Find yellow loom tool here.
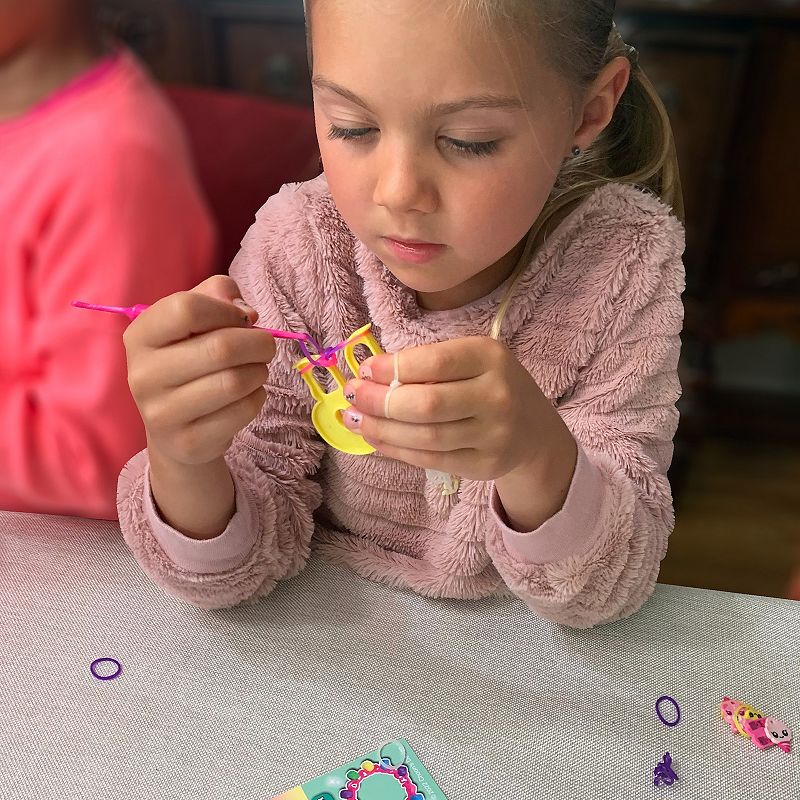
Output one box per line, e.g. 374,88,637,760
294,323,384,455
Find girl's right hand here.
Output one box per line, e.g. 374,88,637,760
124,275,277,467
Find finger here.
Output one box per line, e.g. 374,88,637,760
144,363,270,428
343,376,482,422
175,387,267,463
369,442,473,475
192,274,260,325
344,413,481,453
127,288,255,349
144,326,276,388
359,337,497,385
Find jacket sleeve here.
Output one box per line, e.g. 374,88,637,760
0,141,216,519
485,221,685,628
117,185,327,609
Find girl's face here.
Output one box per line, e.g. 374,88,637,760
311,0,577,311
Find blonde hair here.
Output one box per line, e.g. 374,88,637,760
305,0,684,340
477,0,684,339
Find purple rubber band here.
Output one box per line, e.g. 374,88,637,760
298,339,338,368
90,657,122,681
655,695,681,727
298,330,369,368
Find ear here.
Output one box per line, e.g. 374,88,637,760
571,56,631,154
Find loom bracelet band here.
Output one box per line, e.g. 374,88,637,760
298,331,370,376
90,657,122,681
656,695,681,727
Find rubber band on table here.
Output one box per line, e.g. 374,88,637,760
656,695,681,727
90,657,122,681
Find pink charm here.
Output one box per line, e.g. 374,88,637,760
720,697,738,732
734,703,764,738
744,717,793,753
764,718,793,754
744,717,773,750
722,698,746,735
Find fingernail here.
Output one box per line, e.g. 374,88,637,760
342,409,362,430
232,298,256,324
359,362,373,381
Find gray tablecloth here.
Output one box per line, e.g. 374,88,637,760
1,511,798,799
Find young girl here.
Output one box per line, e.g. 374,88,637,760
0,0,217,519
118,0,685,628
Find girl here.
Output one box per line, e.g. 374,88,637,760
0,0,217,518
118,0,685,628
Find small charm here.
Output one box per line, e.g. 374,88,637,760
425,469,460,496
733,703,763,738
653,752,678,787
764,718,793,753
720,697,792,754
745,717,793,753
720,697,762,736
720,697,739,733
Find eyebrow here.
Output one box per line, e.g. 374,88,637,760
311,76,525,116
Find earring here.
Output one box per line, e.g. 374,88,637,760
571,145,582,157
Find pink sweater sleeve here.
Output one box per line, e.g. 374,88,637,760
485,238,685,628
117,187,326,608
0,142,215,519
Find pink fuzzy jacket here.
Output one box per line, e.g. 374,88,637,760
117,174,685,628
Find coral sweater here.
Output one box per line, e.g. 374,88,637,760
0,50,216,519
118,175,685,628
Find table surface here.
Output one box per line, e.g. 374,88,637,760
1,511,798,799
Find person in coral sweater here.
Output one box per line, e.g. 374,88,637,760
0,0,217,518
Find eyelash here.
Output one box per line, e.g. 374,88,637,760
327,124,500,158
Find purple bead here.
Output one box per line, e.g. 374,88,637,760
397,766,408,777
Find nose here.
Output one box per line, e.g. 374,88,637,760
372,138,438,216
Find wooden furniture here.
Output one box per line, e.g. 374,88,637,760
97,0,310,102
790,569,800,601
99,0,800,442
615,1,800,444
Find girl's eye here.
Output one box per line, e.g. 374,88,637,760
327,125,499,158
327,124,375,141
442,137,500,157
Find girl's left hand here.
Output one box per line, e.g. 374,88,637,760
341,336,573,482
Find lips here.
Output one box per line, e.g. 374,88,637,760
389,235,438,244
382,236,446,265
